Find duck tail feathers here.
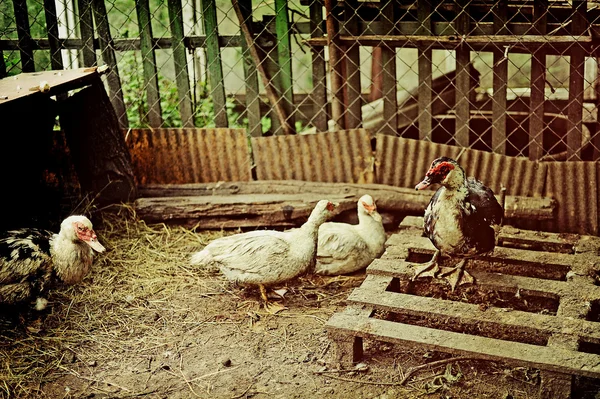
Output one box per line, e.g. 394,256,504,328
190,249,212,267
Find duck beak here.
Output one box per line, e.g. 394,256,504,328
415,176,432,190
86,233,106,253
361,201,377,214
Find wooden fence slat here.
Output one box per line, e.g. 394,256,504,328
380,0,398,135
342,0,362,129
492,0,508,155
454,0,470,147
78,0,97,67
91,0,127,128
238,0,261,137
43,0,63,70
136,0,163,128
417,0,432,141
168,0,195,128
309,0,328,132
12,0,34,72
567,0,587,161
529,0,548,161
325,0,345,131
200,0,227,128
275,0,295,132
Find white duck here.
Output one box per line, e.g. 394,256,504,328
190,200,337,309
315,194,386,275
0,215,106,310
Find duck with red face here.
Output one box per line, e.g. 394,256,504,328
413,157,503,291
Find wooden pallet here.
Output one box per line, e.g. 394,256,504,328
326,216,600,398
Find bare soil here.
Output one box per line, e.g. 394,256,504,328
1,210,599,399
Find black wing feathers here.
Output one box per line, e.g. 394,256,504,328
462,178,503,253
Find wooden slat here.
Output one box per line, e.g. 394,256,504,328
492,0,508,154
136,0,163,128
12,0,34,72
275,0,295,132
325,0,345,130
567,0,587,160
417,0,432,141
454,0,470,147
309,0,328,132
238,0,261,138
529,0,547,160
78,0,97,67
380,0,398,135
43,0,63,70
342,0,362,129
326,313,600,378
168,0,195,128
91,0,127,128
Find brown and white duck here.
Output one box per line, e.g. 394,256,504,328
413,157,503,291
190,200,337,310
315,195,386,275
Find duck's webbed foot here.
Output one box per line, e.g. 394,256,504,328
411,250,441,280
439,259,474,292
259,284,287,314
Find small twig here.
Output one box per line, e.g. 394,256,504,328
315,373,404,386
400,356,478,385
187,365,241,383
230,382,253,399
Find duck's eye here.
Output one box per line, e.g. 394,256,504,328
78,226,84,231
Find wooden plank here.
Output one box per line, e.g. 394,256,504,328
12,0,34,72
43,0,63,70
275,0,295,132
77,0,97,67
326,313,600,378
417,0,432,141
567,0,587,161
350,274,600,342
168,0,195,128
342,0,361,129
325,0,345,130
309,0,328,132
454,0,470,147
136,0,163,128
529,0,547,161
91,0,128,128
492,0,507,154
379,0,398,135
238,0,261,138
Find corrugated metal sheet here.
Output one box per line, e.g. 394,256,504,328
375,135,546,198
125,128,252,184
252,129,375,183
543,162,598,235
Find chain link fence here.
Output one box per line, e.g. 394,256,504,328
1,0,600,160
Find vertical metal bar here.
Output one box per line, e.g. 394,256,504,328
43,0,63,70
238,0,261,137
529,0,547,161
454,0,470,147
492,0,507,154
325,0,345,130
78,0,96,67
567,0,587,161
136,0,163,128
12,0,34,72
309,0,328,132
342,0,361,129
380,0,397,135
168,0,195,127
275,0,295,132
417,0,432,141
91,0,127,128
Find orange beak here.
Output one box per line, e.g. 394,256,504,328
361,201,376,213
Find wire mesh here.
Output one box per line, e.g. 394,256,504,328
1,0,600,160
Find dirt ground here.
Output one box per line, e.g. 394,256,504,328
1,209,599,399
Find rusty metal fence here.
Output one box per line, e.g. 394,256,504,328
2,1,600,161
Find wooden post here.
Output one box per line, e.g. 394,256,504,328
168,0,195,127
12,0,34,72
0,51,6,78
567,0,587,161
91,0,128,128
136,0,163,128
238,0,262,137
529,0,547,161
380,0,398,135
454,0,471,147
325,0,345,131
275,0,295,132
78,0,97,67
309,0,328,132
43,0,64,70
342,0,362,129
417,0,433,141
492,0,508,155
